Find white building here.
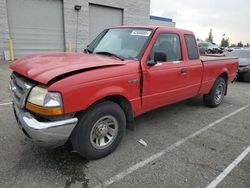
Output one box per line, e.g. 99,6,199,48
0,0,150,59
149,15,175,27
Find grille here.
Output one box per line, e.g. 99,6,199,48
9,73,33,108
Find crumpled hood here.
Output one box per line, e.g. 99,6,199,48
239,58,250,67
9,53,126,84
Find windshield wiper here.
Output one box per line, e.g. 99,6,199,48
95,51,124,61
84,48,92,54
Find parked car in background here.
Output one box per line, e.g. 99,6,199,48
198,42,209,54
225,49,250,82
224,47,234,52
197,41,223,54
207,43,223,54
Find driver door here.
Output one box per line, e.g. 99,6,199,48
142,32,189,111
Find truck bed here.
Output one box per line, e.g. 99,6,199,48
199,55,239,95
200,56,238,62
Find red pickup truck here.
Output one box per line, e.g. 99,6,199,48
9,26,238,159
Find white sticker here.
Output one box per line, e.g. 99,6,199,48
173,61,181,64
131,30,151,36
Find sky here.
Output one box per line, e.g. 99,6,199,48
150,0,250,45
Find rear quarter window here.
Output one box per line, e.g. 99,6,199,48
185,35,199,59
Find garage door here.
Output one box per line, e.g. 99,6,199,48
7,0,65,58
89,4,123,42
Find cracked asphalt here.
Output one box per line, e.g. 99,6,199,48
0,61,249,188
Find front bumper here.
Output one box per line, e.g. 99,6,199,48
239,66,250,73
13,104,78,147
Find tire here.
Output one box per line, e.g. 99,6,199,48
71,101,126,160
236,73,244,82
203,77,226,108
243,72,250,82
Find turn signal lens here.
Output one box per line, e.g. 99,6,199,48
26,102,64,116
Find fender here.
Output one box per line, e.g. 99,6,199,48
84,86,131,108
82,86,142,117
49,71,141,114
199,57,234,95
61,85,140,114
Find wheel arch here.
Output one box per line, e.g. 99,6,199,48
103,95,135,122
218,72,228,83
78,94,135,123
218,72,228,95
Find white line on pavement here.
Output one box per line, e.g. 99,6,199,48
0,102,12,106
94,105,249,188
206,145,250,188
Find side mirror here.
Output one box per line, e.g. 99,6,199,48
147,52,167,66
154,52,167,62
147,60,157,66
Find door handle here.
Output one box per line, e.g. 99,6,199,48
180,68,188,74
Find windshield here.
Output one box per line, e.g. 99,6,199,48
86,28,152,60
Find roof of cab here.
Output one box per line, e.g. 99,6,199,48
110,25,194,35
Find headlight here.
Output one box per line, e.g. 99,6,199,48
26,86,63,116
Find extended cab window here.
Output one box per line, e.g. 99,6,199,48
150,33,182,62
185,35,199,59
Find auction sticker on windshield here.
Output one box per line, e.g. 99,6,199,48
131,30,152,36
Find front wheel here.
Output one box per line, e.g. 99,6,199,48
203,77,226,108
71,101,126,160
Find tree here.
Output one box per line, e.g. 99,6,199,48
206,29,214,43
245,43,249,47
237,41,243,47
221,37,229,47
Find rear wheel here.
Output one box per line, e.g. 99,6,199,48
71,101,126,160
203,77,226,108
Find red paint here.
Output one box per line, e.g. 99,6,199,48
10,26,239,116
9,53,126,84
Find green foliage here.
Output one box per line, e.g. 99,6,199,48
221,37,229,47
237,41,243,47
206,29,213,43
231,42,249,48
